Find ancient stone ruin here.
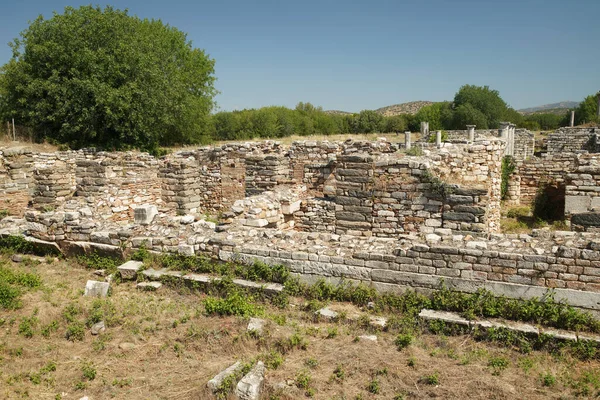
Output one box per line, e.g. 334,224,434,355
4,125,600,314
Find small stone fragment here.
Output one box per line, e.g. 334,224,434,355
84,280,110,297
91,321,105,335
247,318,266,335
136,281,162,291
315,307,338,320
359,335,378,342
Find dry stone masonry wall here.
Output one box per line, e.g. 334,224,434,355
4,126,600,314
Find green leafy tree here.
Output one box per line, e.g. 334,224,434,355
453,85,508,129
573,94,599,125
451,103,488,129
384,115,408,133
0,5,216,150
356,110,384,133
410,102,452,131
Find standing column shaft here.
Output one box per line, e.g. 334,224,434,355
466,125,476,142
404,131,411,150
436,130,442,148
570,111,575,127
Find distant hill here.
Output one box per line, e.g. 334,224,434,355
323,110,353,116
374,101,436,116
518,101,579,115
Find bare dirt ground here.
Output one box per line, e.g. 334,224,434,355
2,256,600,399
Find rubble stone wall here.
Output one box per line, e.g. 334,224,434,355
547,127,599,154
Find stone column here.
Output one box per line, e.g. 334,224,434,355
420,121,429,136
466,125,476,142
597,91,600,117
404,131,411,150
570,111,575,127
436,130,442,148
499,122,510,139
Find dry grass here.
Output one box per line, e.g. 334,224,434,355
1,256,600,399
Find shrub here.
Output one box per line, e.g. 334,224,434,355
203,291,262,317
395,333,414,350
501,156,516,200
66,322,85,341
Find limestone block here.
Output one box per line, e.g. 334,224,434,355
281,200,301,215
134,204,158,225
208,361,241,393
565,195,591,215
247,318,266,335
117,260,143,280
235,361,265,400
137,281,162,291
178,244,195,256
84,280,110,297
244,219,269,228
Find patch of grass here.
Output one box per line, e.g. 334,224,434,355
305,358,319,369
422,372,440,385
488,356,510,375
65,322,85,341
366,379,380,394
18,316,38,338
203,291,263,317
263,351,284,370
541,372,556,387
394,333,414,350
76,253,119,274
81,362,96,381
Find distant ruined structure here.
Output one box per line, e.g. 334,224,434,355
4,125,600,314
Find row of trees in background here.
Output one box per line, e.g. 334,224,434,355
209,86,599,142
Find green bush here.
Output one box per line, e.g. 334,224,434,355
203,291,262,317
501,156,516,200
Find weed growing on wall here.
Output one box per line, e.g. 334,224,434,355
501,155,516,200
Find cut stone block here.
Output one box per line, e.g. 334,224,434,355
207,361,241,393
247,318,266,335
235,361,265,400
316,307,338,320
117,260,143,280
359,334,378,342
137,281,162,291
84,280,110,297
419,309,470,326
91,321,105,335
369,316,387,329
244,219,269,228
281,200,301,215
134,205,158,225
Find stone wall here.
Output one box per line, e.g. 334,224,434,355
547,127,599,154
516,153,578,205
0,148,35,216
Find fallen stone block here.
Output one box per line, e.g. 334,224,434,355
359,334,378,342
91,321,105,335
369,316,387,329
134,205,158,225
247,318,266,335
207,361,241,393
117,260,143,280
419,309,470,326
84,280,110,297
235,361,265,400
316,307,338,320
137,281,162,291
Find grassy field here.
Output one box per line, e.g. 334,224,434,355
2,253,600,399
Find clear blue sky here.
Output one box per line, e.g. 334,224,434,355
1,0,599,112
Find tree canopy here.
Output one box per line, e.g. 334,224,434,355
0,5,217,150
